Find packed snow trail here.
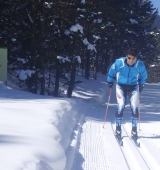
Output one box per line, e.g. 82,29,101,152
72,99,129,170
72,83,160,170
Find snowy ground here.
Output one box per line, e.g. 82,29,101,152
0,74,160,170
71,77,160,170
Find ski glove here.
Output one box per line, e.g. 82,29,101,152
139,85,144,92
108,82,114,89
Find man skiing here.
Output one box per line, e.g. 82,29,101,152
107,48,147,139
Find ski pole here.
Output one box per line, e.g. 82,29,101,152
103,88,112,128
138,98,141,131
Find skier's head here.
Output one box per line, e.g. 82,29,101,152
126,48,139,58
126,48,138,66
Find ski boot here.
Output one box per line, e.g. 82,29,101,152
131,130,138,140
115,130,122,139
131,130,140,147
131,118,138,140
115,118,122,139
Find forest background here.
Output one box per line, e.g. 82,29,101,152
0,0,160,97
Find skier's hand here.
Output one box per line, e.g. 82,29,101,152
139,85,144,92
108,82,114,89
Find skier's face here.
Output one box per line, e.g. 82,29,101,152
126,55,137,66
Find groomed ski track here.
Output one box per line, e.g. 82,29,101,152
72,84,160,170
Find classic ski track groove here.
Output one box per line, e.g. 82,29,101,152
110,123,131,170
73,119,160,170
122,124,160,170
76,121,120,170
121,125,151,170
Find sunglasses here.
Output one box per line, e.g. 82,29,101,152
127,55,136,60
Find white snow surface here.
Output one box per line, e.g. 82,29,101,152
0,74,160,170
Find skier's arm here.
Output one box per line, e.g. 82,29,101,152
107,62,117,83
139,63,147,85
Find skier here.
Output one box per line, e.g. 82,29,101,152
107,48,147,139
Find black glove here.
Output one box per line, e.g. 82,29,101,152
139,85,144,92
108,82,114,88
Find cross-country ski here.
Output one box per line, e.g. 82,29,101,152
115,136,123,146
131,136,140,147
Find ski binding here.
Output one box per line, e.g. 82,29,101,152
131,137,140,147
115,136,123,146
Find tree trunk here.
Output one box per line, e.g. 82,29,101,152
40,72,45,95
27,0,37,94
67,65,76,98
85,51,90,79
54,64,60,97
93,54,98,80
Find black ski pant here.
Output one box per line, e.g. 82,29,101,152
115,83,139,119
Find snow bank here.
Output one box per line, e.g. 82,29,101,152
0,88,75,170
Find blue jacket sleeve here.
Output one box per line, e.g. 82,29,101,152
107,62,117,82
138,62,147,85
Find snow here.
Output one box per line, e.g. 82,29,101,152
57,56,81,64
149,64,155,67
81,0,85,4
70,24,83,34
1,74,160,170
71,79,160,170
44,2,53,9
16,70,35,80
93,19,102,24
130,18,138,24
82,38,97,52
0,86,70,170
57,56,71,63
77,8,86,12
65,22,97,52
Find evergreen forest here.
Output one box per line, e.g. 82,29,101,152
0,0,160,97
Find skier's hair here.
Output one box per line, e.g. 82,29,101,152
126,48,139,57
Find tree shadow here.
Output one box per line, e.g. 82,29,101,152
72,151,85,170
38,161,54,170
0,135,23,144
0,88,55,100
139,135,160,139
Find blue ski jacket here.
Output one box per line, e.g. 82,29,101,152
107,57,147,85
